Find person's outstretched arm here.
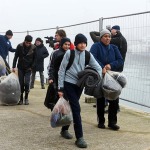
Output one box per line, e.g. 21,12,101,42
90,31,100,43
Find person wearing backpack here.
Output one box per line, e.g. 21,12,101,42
57,34,102,148
45,37,71,110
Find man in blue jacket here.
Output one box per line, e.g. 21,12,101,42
0,30,16,74
90,29,123,130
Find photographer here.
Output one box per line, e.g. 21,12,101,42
45,29,74,50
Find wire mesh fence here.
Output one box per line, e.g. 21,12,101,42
102,12,150,109
1,11,150,110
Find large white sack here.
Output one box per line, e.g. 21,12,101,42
0,56,6,76
0,73,20,105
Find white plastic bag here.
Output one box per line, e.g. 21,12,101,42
0,56,6,76
0,73,21,105
50,97,73,128
107,70,127,88
102,72,122,100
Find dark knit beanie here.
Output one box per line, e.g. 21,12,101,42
60,37,71,47
74,34,87,46
35,37,43,43
6,30,13,36
111,25,120,30
25,35,33,42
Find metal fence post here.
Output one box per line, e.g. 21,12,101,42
99,17,103,32
56,26,59,30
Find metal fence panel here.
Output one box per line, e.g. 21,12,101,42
102,12,150,109
1,12,150,111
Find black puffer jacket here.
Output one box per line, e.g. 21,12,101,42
45,48,68,110
110,31,127,72
110,31,127,61
48,48,67,86
33,44,49,71
12,43,36,70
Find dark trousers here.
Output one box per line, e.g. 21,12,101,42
97,97,118,125
18,69,31,93
116,97,120,110
61,81,83,139
106,97,120,109
31,70,44,86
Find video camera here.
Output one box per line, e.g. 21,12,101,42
44,36,56,48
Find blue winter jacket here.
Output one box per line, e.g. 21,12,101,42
90,42,123,71
0,35,16,60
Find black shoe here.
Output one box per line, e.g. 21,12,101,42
18,100,23,105
75,137,87,148
108,124,120,130
24,99,29,105
30,85,34,89
60,130,73,139
93,104,96,108
117,108,120,113
98,123,105,129
41,86,45,89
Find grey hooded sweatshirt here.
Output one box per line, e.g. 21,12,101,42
58,49,102,89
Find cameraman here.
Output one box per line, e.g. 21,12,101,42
48,29,74,50
54,29,66,49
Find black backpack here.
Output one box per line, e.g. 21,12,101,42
66,50,90,71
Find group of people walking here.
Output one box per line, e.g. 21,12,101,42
46,26,127,148
0,26,127,148
0,31,49,105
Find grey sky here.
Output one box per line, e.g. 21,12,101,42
0,0,150,32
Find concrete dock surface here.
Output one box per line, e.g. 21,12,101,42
0,83,150,150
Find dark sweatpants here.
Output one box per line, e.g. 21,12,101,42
31,70,45,87
18,69,31,93
97,97,118,125
61,81,83,139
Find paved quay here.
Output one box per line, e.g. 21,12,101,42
0,82,150,150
